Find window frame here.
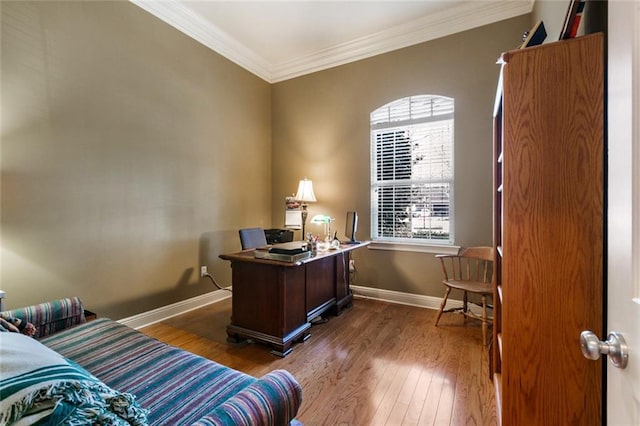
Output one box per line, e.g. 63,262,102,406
370,95,456,250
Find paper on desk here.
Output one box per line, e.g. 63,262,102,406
285,210,302,229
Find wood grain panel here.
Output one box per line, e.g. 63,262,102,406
305,256,336,318
499,33,603,425
231,262,306,336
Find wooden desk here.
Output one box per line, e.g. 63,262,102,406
219,242,369,357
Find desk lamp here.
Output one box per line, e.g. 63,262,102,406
311,214,334,242
295,178,316,239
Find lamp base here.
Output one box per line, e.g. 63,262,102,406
301,205,308,240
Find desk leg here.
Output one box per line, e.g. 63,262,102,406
226,322,311,358
334,251,353,315
335,291,353,315
226,331,246,345
271,331,311,357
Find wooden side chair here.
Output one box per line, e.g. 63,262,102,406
434,246,494,346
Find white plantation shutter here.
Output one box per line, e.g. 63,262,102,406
371,95,454,243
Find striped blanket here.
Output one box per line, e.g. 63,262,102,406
41,318,303,425
2,297,303,426
0,333,148,425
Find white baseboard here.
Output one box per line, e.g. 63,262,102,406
118,289,232,330
351,284,483,315
118,285,480,330
351,284,450,310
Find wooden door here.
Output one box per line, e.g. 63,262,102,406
499,34,604,424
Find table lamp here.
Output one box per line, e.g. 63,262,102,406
295,178,316,239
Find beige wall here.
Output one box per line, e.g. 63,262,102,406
532,0,607,43
1,1,272,318
1,1,533,317
271,15,530,298
531,0,570,41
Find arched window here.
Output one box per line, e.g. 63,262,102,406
370,95,454,244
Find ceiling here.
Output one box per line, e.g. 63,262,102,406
131,0,534,83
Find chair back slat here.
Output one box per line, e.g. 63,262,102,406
436,246,494,284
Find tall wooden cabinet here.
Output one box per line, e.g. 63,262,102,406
492,33,604,425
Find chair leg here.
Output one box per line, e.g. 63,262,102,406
481,294,488,346
462,291,468,324
435,287,451,326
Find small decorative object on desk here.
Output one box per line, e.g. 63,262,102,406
330,231,340,249
307,233,318,254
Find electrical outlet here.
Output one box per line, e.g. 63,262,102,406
349,259,355,273
200,266,208,277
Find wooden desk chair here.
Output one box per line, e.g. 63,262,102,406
434,246,494,346
239,227,267,250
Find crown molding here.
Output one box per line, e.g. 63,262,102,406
271,1,534,82
131,0,273,80
131,0,533,84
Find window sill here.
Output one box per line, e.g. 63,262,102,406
368,241,460,254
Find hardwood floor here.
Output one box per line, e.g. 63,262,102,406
141,297,496,426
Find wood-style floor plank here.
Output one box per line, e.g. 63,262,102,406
141,297,496,425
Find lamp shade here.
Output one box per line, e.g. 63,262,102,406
295,179,317,203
